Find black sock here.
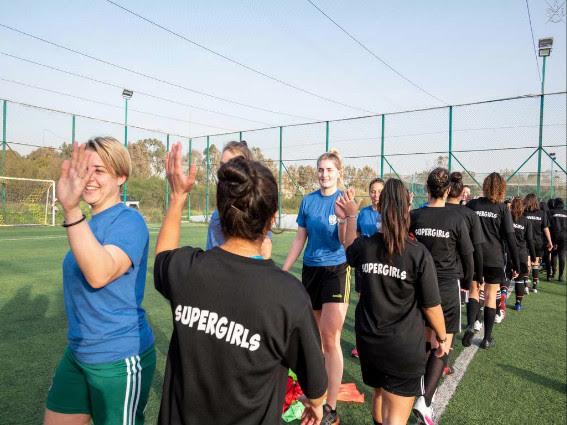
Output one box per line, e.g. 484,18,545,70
423,351,448,406
484,307,497,341
467,299,480,328
373,421,382,425
515,280,524,304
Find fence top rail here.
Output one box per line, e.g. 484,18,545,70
2,91,566,143
189,90,567,139
0,176,56,183
0,97,192,140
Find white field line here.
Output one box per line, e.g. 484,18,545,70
0,235,68,242
433,333,483,422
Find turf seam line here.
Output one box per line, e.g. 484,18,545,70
432,333,483,422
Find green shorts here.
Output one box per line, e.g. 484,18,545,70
46,345,156,425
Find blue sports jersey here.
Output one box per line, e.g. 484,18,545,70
206,209,272,250
206,209,224,250
63,203,154,364
357,205,382,237
296,190,346,266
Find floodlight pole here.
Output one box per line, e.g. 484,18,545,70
123,95,129,203
536,55,547,197
278,126,283,228
187,138,192,221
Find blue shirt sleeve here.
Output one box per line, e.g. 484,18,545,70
103,209,149,270
297,197,307,228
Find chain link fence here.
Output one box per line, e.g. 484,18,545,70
1,93,565,226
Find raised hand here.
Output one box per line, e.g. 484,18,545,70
335,187,360,219
56,142,94,213
166,142,197,199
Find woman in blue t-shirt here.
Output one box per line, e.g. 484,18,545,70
45,138,155,425
283,149,349,425
206,140,272,258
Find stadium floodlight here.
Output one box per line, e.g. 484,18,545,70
538,38,553,57
122,89,134,99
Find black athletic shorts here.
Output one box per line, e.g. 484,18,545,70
302,263,350,310
436,278,461,334
534,245,545,259
483,266,506,285
358,361,424,397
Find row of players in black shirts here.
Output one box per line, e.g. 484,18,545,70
154,149,566,425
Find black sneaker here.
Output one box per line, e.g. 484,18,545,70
480,338,495,349
462,328,474,347
321,404,340,425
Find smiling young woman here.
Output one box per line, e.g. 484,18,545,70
282,149,349,425
44,138,155,425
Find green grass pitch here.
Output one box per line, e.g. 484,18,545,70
0,224,565,424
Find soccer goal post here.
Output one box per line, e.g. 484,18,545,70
0,176,56,226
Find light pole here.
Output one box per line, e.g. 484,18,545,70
550,152,556,198
536,37,553,197
122,89,133,202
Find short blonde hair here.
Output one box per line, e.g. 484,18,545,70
86,137,132,179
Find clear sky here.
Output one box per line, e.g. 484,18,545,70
0,0,565,175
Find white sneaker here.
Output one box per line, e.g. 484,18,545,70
525,286,530,295
473,320,483,332
413,396,435,425
532,288,538,294
495,310,505,324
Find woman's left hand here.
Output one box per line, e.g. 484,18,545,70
166,142,197,200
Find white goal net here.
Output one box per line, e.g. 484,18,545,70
0,176,56,226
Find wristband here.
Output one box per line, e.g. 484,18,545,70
347,214,357,219
436,335,448,344
62,214,86,228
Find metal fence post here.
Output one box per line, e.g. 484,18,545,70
239,131,243,142
187,138,192,221
205,135,210,221
278,126,283,228
325,121,330,152
448,106,453,172
380,114,385,179
165,135,170,210
71,114,76,144
1,100,7,211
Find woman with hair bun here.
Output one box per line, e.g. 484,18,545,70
206,140,272,258
283,149,349,425
465,172,520,349
549,198,567,281
154,143,327,425
409,167,474,424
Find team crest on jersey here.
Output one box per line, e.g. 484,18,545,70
329,214,338,225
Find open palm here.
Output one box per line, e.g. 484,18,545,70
56,143,94,212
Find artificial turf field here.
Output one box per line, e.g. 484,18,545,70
1,223,565,425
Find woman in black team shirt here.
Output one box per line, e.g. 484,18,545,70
465,173,520,349
446,172,485,344
509,197,536,311
549,198,567,281
523,194,553,292
337,179,449,425
153,143,327,425
409,168,474,424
